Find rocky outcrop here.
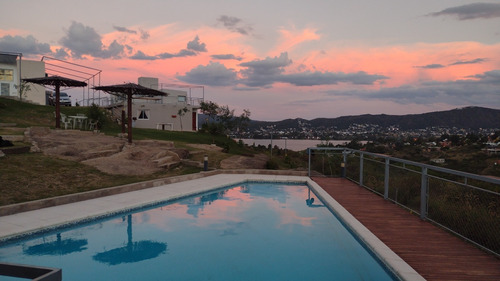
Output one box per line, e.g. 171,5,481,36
26,127,186,175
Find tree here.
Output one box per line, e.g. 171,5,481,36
199,101,251,135
177,107,188,131
14,81,31,101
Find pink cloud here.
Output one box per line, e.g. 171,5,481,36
296,41,500,89
274,26,321,54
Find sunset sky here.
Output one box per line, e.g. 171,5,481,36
1,0,499,120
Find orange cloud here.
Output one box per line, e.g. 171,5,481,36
274,26,321,55
293,41,500,88
93,24,255,84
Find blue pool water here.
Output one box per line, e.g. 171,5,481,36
0,183,397,280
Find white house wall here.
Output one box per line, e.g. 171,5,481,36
20,60,46,105
132,102,197,131
0,56,45,104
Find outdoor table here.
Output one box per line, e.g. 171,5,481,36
69,115,88,129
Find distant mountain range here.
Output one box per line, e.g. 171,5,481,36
247,107,500,130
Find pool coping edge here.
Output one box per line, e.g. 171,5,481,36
0,173,424,281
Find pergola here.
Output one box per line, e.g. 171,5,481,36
93,83,167,143
23,76,87,128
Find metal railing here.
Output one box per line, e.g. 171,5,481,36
0,262,61,281
307,147,500,257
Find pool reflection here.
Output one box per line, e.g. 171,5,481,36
23,233,88,256
93,214,167,266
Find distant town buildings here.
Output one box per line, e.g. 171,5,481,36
240,120,499,142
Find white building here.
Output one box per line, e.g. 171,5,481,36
0,53,46,105
129,77,201,132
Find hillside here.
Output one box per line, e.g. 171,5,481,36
247,106,500,131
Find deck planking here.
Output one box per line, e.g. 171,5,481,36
312,177,500,281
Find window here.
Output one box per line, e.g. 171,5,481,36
178,96,186,103
138,109,149,120
1,83,9,96
0,69,13,81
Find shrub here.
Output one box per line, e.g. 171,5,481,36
266,158,279,170
87,104,107,129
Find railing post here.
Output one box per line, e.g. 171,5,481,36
341,150,347,178
359,153,364,186
420,167,428,220
308,148,311,177
384,158,390,200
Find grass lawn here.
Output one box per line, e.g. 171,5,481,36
0,97,256,206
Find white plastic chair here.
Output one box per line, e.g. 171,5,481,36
60,115,73,129
88,120,98,131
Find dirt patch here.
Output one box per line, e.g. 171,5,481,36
82,142,181,175
220,154,269,169
27,128,181,175
186,143,224,151
23,127,269,175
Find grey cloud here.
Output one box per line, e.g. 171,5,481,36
218,15,240,27
327,69,500,106
0,35,51,55
101,40,125,58
428,3,500,20
240,53,292,70
130,50,158,60
177,49,198,56
177,62,237,86
467,69,500,82
54,48,69,59
156,52,174,59
130,49,197,60
130,36,203,60
237,52,386,87
187,36,207,52
211,54,243,61
415,64,446,69
217,15,253,35
414,58,486,69
60,22,124,59
177,52,387,89
157,49,196,59
239,52,292,87
113,25,137,34
277,71,389,86
233,86,261,91
449,58,486,65
139,29,150,40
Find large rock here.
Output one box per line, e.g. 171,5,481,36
27,128,183,175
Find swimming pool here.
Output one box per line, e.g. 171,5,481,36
0,181,400,280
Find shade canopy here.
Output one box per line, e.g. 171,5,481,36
23,75,87,88
93,83,167,143
93,83,166,97
23,75,87,129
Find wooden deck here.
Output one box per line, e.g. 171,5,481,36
312,177,500,281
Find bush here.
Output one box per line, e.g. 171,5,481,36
266,158,279,170
0,136,13,147
87,104,107,129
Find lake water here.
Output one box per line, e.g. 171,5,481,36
239,139,352,151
